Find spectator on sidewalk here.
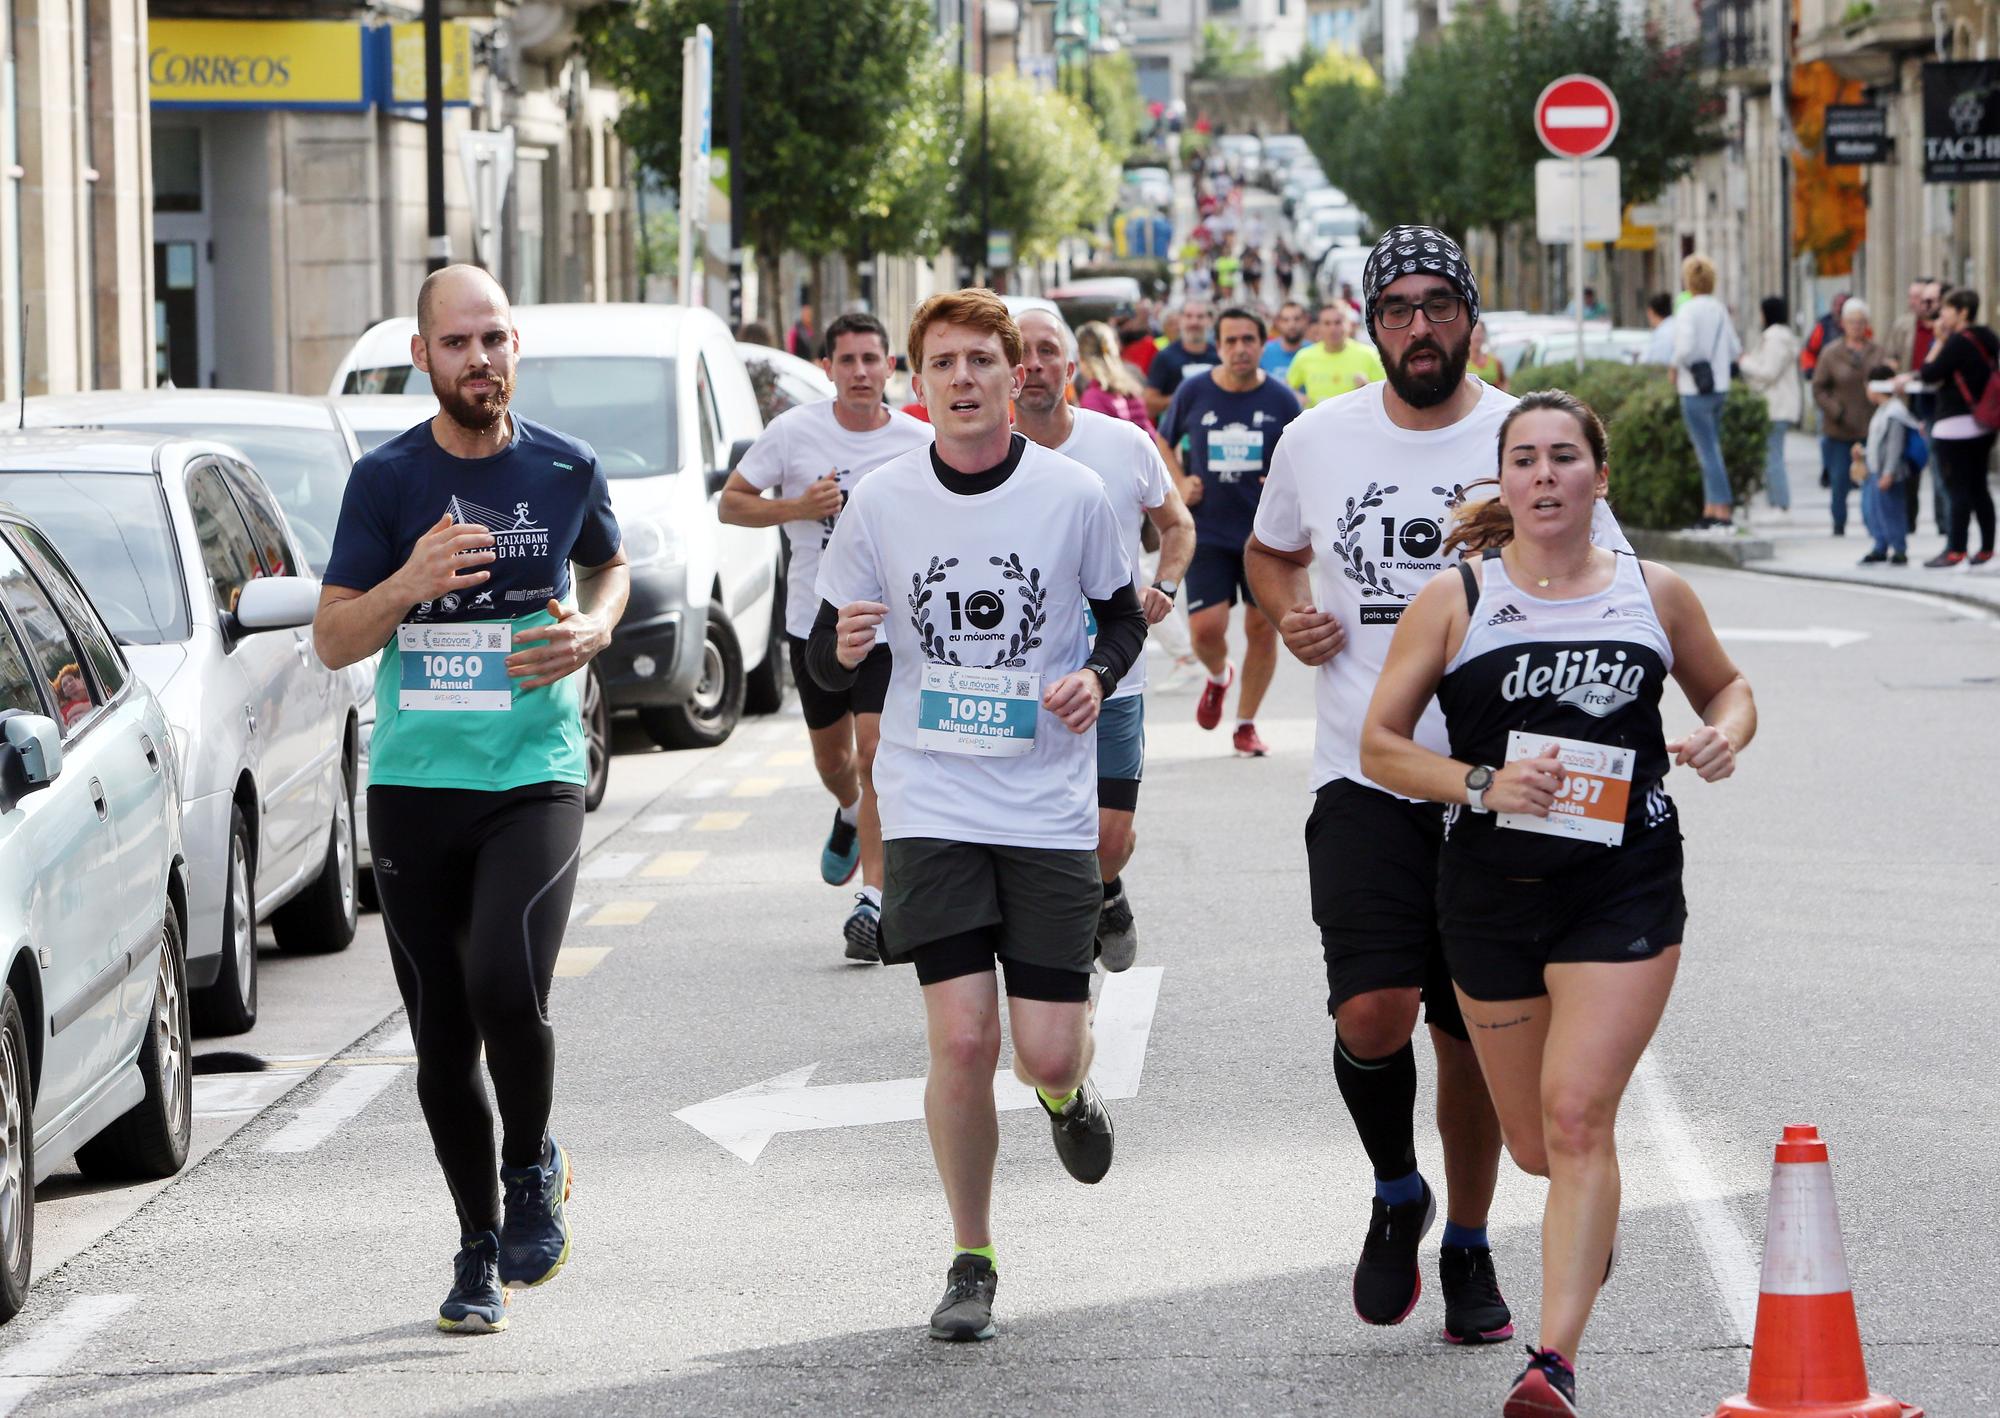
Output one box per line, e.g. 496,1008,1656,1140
786,303,817,358
1811,298,1882,537
1854,364,1921,565
1737,296,1801,513
1907,287,1998,567
1893,278,1950,534
1801,292,1847,378
1671,254,1744,530
1642,292,1676,366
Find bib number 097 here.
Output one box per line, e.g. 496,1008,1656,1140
422,653,484,680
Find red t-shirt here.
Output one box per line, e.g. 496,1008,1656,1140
1912,322,1934,369
1121,339,1159,376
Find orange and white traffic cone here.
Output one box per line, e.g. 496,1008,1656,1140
1713,1125,1921,1418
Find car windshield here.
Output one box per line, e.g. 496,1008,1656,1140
0,472,189,643
340,359,678,479
122,424,351,571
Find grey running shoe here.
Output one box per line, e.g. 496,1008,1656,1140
1096,887,1139,972
1043,1078,1114,1184
928,1253,998,1341
843,894,881,964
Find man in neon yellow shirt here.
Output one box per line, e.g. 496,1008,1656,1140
1286,302,1385,408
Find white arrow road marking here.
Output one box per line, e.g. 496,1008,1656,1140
1545,104,1611,127
677,967,1165,1164
0,1293,139,1416
1716,626,1869,648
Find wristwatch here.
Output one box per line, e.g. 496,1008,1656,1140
1151,578,1179,600
1084,661,1116,692
1464,765,1495,813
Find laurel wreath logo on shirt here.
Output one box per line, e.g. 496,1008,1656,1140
989,554,1047,668
1331,481,1405,599
909,556,961,662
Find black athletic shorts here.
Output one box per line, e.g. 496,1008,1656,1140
881,838,1099,1002
788,635,891,732
1438,833,1687,1002
1306,779,1467,1040
1185,541,1257,615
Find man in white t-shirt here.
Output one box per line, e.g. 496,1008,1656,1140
1014,306,1195,971
1244,226,1515,1348
721,312,933,962
810,290,1149,1344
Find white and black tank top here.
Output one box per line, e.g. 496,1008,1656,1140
1438,549,1678,872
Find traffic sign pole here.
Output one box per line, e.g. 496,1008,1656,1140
1534,74,1619,374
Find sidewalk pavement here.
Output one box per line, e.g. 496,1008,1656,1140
1629,429,2000,616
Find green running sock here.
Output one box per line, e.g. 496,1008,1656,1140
954,1244,997,1271
1038,1086,1078,1113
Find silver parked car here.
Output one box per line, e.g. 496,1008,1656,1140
0,502,190,1321
0,432,359,1036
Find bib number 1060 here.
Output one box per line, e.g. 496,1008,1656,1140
422,653,485,679
948,696,1007,724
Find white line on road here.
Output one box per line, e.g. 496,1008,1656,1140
578,851,646,881
1629,1050,1760,1346
1716,626,1869,648
682,780,730,800
636,813,689,834
0,1293,139,1416
677,968,1165,1164
260,1065,405,1154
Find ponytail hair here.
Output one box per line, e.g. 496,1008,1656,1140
1443,389,1610,557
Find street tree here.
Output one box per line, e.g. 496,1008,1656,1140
1191,22,1261,82
958,76,1121,269
580,0,940,328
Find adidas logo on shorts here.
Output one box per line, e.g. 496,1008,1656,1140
1487,603,1527,625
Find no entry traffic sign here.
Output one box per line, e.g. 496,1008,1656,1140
1535,74,1620,160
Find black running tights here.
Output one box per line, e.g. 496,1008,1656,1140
368,782,584,1235
1936,433,1997,555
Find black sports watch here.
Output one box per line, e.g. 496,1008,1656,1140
1084,661,1116,693
1151,578,1179,600
1464,765,1495,813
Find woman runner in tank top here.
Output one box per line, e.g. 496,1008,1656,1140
1360,391,1758,1418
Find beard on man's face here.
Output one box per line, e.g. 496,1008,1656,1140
1383,325,1472,409
431,363,513,432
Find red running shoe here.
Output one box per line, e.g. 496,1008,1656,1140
1972,548,1995,565
1231,722,1269,757
1195,662,1234,730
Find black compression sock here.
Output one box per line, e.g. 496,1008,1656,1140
1103,875,1121,900
1333,1035,1419,1182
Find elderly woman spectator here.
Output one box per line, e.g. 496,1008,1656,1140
1811,297,1883,536
1671,254,1743,530
1736,296,1802,514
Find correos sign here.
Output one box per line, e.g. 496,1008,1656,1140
149,20,366,109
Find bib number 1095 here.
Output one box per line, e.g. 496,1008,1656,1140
944,695,1009,725
916,663,1039,758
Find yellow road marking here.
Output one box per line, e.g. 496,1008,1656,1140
731,777,783,798
589,900,655,926
642,850,706,878
696,811,748,832
554,946,612,978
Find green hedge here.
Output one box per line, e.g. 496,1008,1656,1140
1510,361,1770,529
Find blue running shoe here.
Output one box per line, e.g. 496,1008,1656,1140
843,893,881,963
821,810,861,885
438,1231,508,1334
498,1137,572,1289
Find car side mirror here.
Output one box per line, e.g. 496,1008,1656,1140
0,711,62,808
230,575,322,637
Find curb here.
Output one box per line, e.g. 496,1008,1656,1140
1732,556,2000,619
1627,528,1776,569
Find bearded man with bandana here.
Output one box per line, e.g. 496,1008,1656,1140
1243,226,1519,1348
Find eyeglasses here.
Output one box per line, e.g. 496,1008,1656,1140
1377,296,1464,330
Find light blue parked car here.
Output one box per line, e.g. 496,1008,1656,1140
0,504,190,1323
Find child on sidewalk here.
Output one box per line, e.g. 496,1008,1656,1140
1853,363,1924,565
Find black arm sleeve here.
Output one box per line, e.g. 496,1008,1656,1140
805,599,859,692
1083,582,1148,697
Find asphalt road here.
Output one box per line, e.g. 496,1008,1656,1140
2,566,1994,1417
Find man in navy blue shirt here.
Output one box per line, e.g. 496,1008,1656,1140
1143,298,1216,420
313,264,627,1336
1158,306,1299,756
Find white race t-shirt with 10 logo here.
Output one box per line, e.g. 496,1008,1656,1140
1056,405,1170,700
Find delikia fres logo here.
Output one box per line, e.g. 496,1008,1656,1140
1498,646,1646,718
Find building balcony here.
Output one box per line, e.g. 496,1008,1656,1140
1794,0,1938,83
1697,0,1776,86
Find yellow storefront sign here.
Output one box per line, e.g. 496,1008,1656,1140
149,19,365,107
389,22,472,106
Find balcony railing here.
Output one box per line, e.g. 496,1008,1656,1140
1699,0,1773,72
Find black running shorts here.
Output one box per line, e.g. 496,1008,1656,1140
1438,833,1687,1002
1306,779,1467,1040
788,635,891,732
1185,542,1258,615
881,838,1099,999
